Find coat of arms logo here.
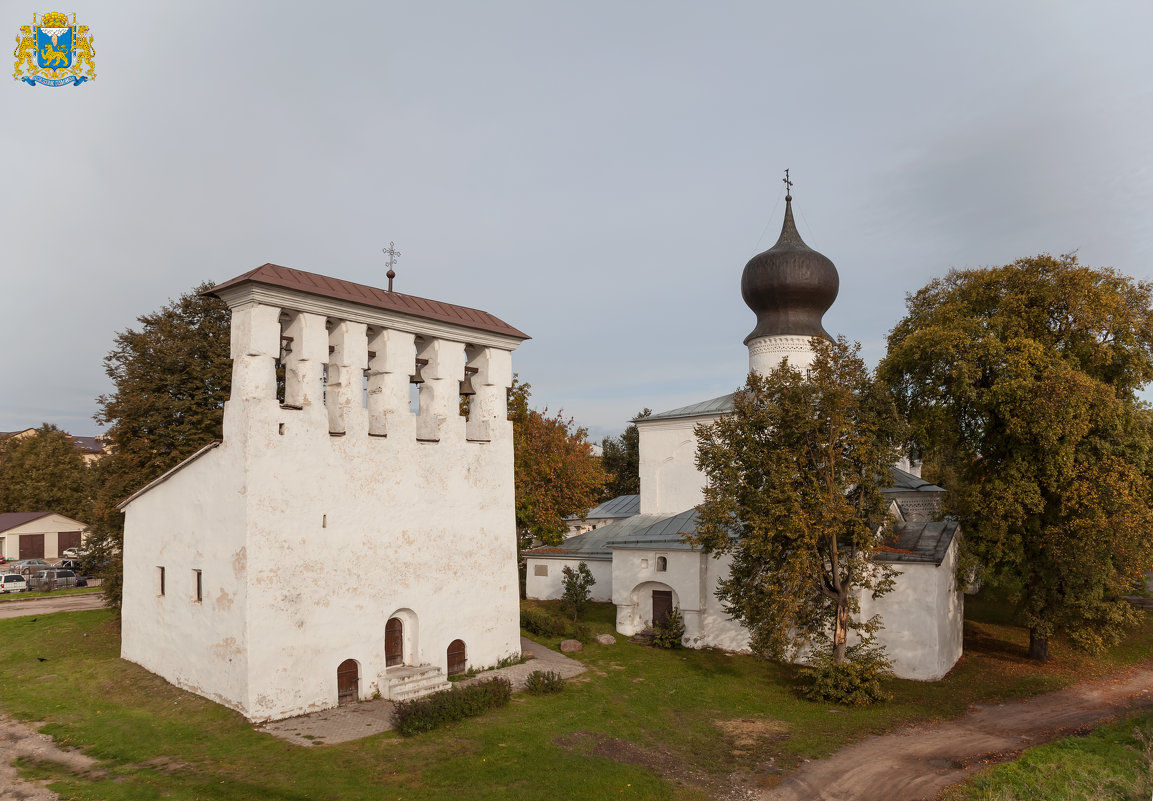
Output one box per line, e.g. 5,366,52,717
13,11,94,86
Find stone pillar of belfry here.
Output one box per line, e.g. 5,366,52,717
416,338,466,442
223,302,281,441
466,346,512,442
365,328,416,439
326,320,368,437
282,311,329,429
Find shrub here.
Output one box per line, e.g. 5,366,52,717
393,677,512,736
569,622,593,643
561,562,596,621
800,643,893,706
652,606,685,649
524,669,566,694
520,608,567,637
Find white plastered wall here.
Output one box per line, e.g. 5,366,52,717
636,415,720,516
120,446,250,712
524,556,612,602
858,537,963,680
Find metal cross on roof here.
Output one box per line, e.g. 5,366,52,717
382,241,401,291
783,168,793,197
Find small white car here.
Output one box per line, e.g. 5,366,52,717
61,547,87,559
0,574,29,593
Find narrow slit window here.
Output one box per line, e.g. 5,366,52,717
157,566,165,596
193,569,202,603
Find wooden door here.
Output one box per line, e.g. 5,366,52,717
337,659,358,704
385,618,403,667
652,590,673,627
57,531,82,552
447,639,466,676
19,534,44,560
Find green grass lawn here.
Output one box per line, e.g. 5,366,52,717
1,596,1151,801
0,586,103,603
941,711,1153,801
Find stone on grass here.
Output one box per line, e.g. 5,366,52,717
594,634,616,646
559,639,583,653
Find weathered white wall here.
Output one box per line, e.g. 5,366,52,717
121,444,251,713
859,539,963,680
636,416,720,516
122,292,524,722
524,557,612,602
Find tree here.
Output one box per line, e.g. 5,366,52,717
561,561,595,621
691,337,903,664
0,424,92,521
509,377,606,549
89,283,232,609
880,254,1153,660
600,409,650,500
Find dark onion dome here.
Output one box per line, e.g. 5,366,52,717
741,195,839,344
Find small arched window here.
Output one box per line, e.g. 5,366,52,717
656,556,667,572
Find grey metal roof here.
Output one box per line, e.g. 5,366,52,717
526,514,678,560
885,466,945,493
643,394,735,422
606,508,703,550
874,521,959,565
564,494,640,522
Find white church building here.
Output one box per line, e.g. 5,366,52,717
119,264,527,722
526,194,963,681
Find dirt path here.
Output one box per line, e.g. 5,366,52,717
0,593,105,620
0,714,99,801
760,664,1153,801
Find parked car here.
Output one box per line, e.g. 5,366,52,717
57,559,82,571
61,547,87,559
7,559,50,576
0,574,29,593
29,569,78,591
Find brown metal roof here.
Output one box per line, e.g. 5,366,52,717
0,512,52,533
207,264,529,340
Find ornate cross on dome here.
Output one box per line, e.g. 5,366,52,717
782,169,793,198
382,241,401,292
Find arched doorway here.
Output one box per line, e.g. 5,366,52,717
652,590,673,627
337,659,359,704
447,639,466,675
386,617,404,667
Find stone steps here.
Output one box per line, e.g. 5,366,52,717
384,664,451,702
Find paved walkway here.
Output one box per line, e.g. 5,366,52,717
257,636,586,746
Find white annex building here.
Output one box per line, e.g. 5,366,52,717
120,264,527,722
526,195,963,681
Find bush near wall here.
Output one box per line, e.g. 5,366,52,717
393,677,513,736
521,608,568,637
524,670,566,694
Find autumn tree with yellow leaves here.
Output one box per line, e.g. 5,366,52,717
880,254,1153,661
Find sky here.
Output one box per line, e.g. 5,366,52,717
3,2,1152,442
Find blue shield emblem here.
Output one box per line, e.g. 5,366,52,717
36,26,72,70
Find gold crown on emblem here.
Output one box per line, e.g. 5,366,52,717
39,11,69,27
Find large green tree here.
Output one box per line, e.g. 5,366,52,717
600,409,650,501
90,283,232,608
691,337,903,664
880,254,1153,660
0,424,92,521
509,377,606,549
